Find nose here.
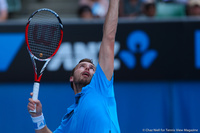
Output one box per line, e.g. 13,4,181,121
85,65,90,71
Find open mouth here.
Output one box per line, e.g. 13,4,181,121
82,71,90,77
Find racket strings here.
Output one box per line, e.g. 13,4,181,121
28,10,61,59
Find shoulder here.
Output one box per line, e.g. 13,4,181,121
88,63,114,97
92,63,113,82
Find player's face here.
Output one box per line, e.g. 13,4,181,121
72,62,96,86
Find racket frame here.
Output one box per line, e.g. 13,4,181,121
25,8,63,112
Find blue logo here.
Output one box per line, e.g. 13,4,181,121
195,30,200,69
119,30,158,69
0,33,25,72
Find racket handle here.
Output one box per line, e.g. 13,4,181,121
30,82,40,113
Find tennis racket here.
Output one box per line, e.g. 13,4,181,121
25,8,63,112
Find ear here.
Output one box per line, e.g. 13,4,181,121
70,76,74,82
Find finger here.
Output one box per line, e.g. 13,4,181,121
28,101,36,109
28,102,35,108
27,104,35,111
28,106,35,111
34,100,42,106
28,98,35,103
30,92,33,96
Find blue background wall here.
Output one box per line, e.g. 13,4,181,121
1,19,200,133
0,82,200,133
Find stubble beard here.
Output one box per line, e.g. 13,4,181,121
74,76,92,88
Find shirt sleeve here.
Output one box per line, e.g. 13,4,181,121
88,63,114,97
53,104,75,133
53,126,63,133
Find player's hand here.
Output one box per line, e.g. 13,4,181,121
27,92,43,117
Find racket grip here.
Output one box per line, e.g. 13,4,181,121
30,82,40,113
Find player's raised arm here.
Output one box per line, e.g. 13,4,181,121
99,0,119,80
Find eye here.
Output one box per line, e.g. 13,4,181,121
80,64,85,68
90,66,95,71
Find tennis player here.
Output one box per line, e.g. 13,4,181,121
27,0,120,132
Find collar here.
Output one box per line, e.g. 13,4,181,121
75,92,84,104
74,85,88,104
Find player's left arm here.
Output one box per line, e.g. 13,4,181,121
99,0,119,81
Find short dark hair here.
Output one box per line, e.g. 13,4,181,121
78,5,92,17
70,58,95,90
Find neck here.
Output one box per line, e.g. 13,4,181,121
73,83,85,95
